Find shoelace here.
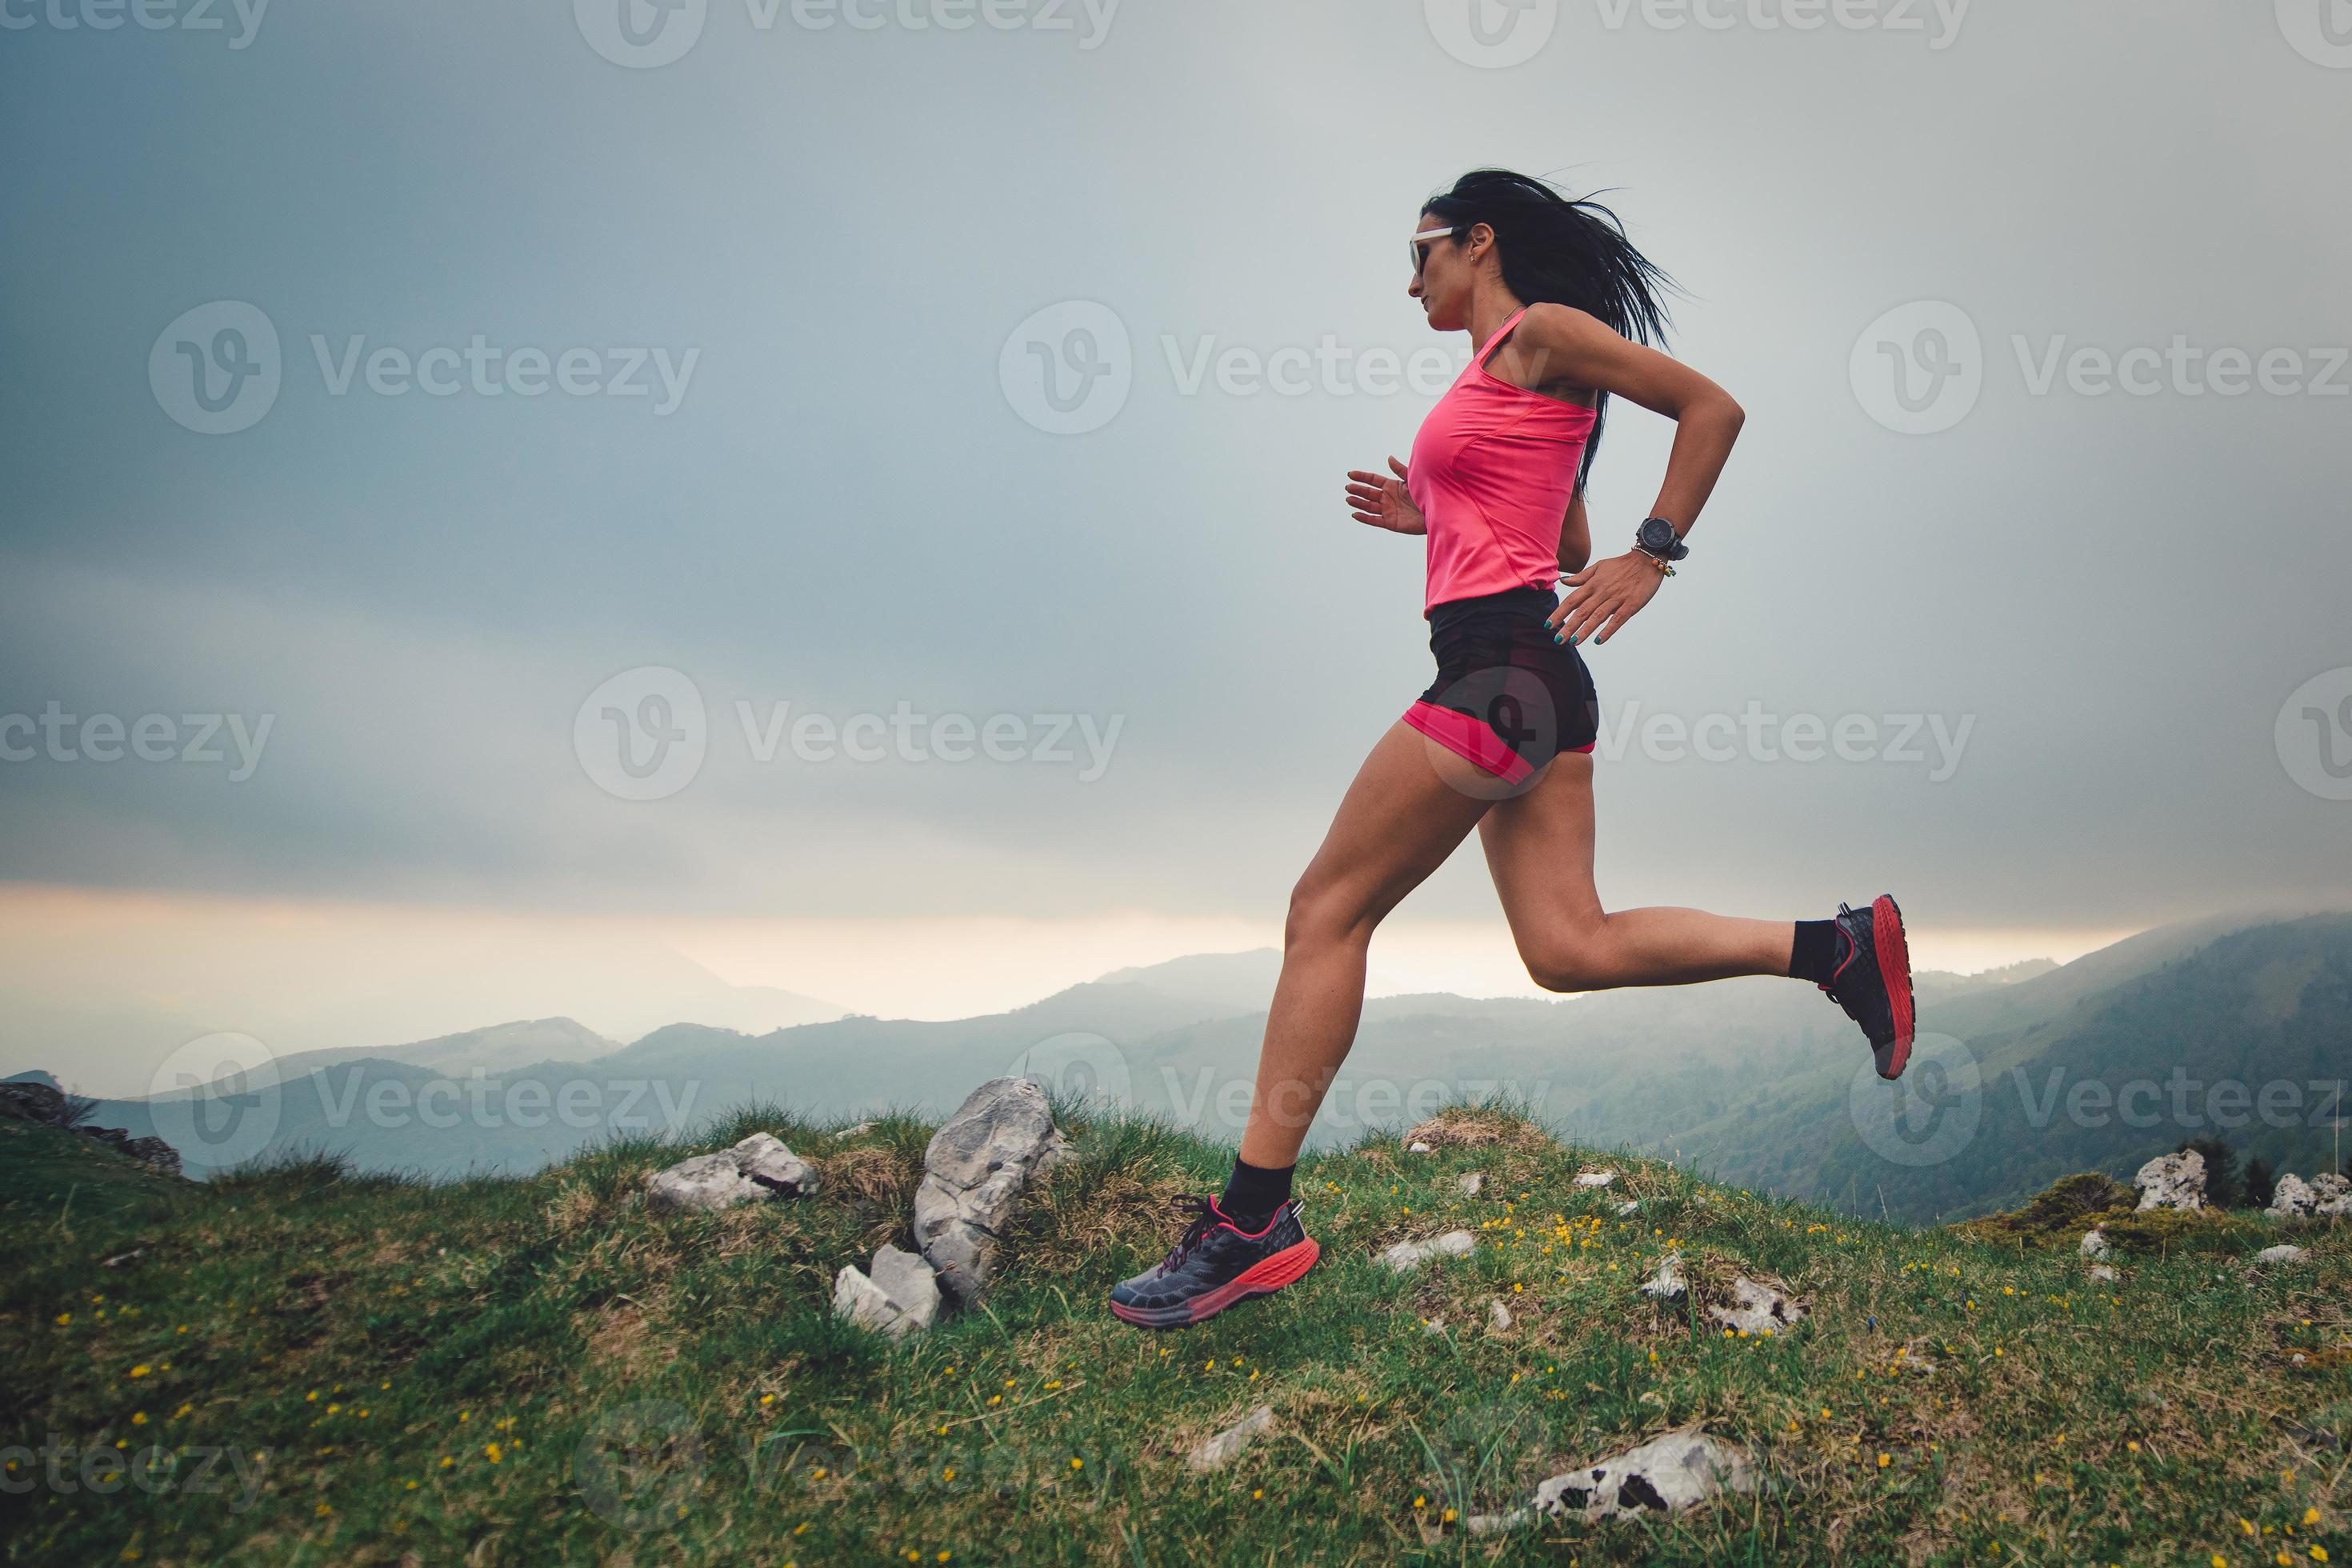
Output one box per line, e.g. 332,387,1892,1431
1158,1194,1223,1269
1818,907,1858,1002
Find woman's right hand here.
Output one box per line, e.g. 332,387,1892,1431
1346,457,1425,535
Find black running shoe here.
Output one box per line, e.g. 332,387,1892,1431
1108,1195,1320,1330
1820,894,1915,1080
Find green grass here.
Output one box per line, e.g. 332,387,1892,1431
2,1103,2347,1566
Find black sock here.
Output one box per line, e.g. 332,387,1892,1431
1218,1157,1294,1229
1790,919,1843,986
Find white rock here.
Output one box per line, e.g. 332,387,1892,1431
1406,1140,1434,1154
1488,1300,1514,1332
2316,1173,2352,1218
1574,1171,1618,1189
2270,1173,2318,1217
1466,1509,1530,1536
838,1120,878,1138
2254,1244,2310,1266
2133,1150,2206,1212
645,1133,819,1212
827,1241,936,1344
1706,1276,1806,1335
733,1132,819,1197
1187,1406,1274,1471
911,1078,1072,1303
2080,1228,2111,1259
1533,1429,1754,1521
1639,1253,1687,1301
830,1243,941,1340
2089,1263,2119,1283
1458,1171,1484,1198
1616,1199,1642,1218
1380,1230,1477,1273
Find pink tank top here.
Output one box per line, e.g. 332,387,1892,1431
1407,305,1598,613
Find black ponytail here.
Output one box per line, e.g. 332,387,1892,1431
1422,169,1678,495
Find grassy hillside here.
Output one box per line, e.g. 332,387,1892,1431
3,1102,2347,1566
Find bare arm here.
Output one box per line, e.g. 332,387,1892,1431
1490,302,1746,645
1501,302,1745,547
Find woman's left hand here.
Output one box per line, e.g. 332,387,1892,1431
1550,552,1666,646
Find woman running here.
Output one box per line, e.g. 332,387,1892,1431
1108,170,1914,1330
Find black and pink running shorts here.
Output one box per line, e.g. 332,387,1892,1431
1402,586,1600,786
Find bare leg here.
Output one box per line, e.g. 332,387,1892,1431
1478,752,1797,990
1234,721,1494,1168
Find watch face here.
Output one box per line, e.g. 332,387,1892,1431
1638,518,1675,550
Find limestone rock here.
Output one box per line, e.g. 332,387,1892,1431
2271,1172,2352,1218
1706,1276,1805,1335
832,1244,941,1340
2080,1228,2111,1259
1458,1172,1484,1198
734,1132,818,1197
1639,1253,1687,1301
911,1078,1072,1303
1488,1299,1514,1333
1187,1406,1274,1471
646,1133,819,1212
2133,1150,2206,1212
2089,1263,2119,1283
2254,1244,2310,1266
1533,1429,1754,1521
1573,1170,1618,1189
1379,1230,1475,1273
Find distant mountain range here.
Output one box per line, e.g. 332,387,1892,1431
31,911,2352,1222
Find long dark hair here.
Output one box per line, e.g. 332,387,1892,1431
1422,169,1677,494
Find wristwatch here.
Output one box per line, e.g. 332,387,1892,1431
1634,516,1688,562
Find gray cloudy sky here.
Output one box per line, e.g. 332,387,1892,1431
2,0,2349,1045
